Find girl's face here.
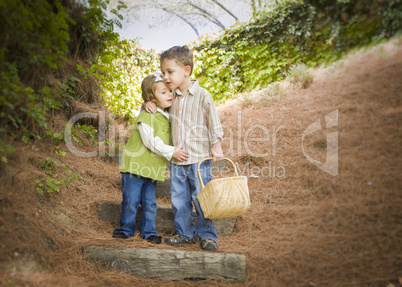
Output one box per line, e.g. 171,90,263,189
154,81,173,109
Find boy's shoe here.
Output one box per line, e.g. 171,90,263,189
201,239,218,251
165,234,196,245
146,235,162,244
112,233,128,239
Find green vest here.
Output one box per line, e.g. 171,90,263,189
119,111,170,181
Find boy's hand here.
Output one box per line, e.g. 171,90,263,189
172,147,189,162
144,101,157,114
211,142,223,162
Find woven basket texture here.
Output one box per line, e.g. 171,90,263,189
197,175,250,219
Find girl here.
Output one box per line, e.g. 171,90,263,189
112,72,189,243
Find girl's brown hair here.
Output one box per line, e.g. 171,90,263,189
141,74,159,104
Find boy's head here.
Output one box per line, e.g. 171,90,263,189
141,73,173,110
160,45,193,75
160,46,194,92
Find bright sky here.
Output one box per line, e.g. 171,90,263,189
115,21,214,52
114,2,253,52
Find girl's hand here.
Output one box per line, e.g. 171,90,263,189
144,101,157,114
172,147,189,162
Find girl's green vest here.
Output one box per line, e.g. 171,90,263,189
119,111,170,181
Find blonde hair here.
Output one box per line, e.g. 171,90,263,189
141,74,159,104
160,45,193,75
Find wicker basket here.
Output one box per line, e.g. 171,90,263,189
196,157,250,219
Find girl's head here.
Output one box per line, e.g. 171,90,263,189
141,72,173,110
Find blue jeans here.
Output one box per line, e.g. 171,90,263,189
170,160,218,243
113,172,159,239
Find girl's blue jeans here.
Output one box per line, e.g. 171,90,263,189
113,172,159,239
170,160,218,243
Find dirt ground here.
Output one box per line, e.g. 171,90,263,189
0,38,401,287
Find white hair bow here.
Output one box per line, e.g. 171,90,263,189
153,72,163,82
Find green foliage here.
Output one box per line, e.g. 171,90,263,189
0,138,16,164
75,123,97,147
104,138,123,160
62,122,98,146
0,0,121,161
35,158,83,195
192,0,401,101
0,0,70,72
90,39,160,119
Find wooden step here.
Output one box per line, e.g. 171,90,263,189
83,245,246,281
98,202,236,234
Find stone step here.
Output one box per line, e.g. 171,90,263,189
155,180,170,199
98,202,236,234
83,245,246,281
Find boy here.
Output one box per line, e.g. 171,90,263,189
145,46,224,251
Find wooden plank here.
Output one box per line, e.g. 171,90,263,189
83,246,246,281
97,202,236,234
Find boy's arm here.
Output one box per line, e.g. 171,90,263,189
203,93,224,161
141,101,157,114
138,123,189,162
212,141,223,162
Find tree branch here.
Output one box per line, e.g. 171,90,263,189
192,12,223,30
251,0,256,14
188,1,226,29
211,0,238,22
160,6,200,37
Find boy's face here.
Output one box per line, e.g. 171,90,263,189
161,58,191,91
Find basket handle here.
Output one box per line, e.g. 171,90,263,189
197,157,239,189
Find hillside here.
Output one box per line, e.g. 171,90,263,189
0,38,401,287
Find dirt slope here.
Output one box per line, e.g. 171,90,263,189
0,38,401,287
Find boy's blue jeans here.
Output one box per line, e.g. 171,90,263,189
113,172,159,239
170,160,218,243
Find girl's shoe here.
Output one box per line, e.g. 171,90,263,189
164,234,195,245
112,233,128,239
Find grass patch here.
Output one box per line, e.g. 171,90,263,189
261,82,286,106
287,63,314,88
240,94,253,108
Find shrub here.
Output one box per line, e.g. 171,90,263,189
240,95,253,109
0,0,121,161
261,82,287,106
287,63,314,88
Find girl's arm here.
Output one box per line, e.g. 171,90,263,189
138,123,189,161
